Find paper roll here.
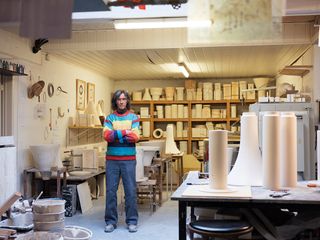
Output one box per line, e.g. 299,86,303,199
280,112,297,187
228,112,262,186
165,124,180,155
153,128,163,139
262,112,280,190
142,121,150,138
209,130,228,190
317,130,320,180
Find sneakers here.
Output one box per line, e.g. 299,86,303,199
105,223,137,233
104,224,116,233
128,224,138,233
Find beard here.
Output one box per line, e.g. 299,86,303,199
117,108,127,114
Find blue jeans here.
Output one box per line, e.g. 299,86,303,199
105,160,138,226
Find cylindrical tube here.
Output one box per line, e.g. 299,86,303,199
280,112,297,187
209,130,228,190
262,112,280,190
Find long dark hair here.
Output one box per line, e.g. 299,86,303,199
111,89,131,111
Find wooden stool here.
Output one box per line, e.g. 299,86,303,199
187,219,253,240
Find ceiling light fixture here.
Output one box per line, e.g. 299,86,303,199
178,63,190,78
114,18,212,29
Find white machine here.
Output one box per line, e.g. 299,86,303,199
249,102,315,180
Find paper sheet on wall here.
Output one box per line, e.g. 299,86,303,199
182,185,252,198
188,0,283,44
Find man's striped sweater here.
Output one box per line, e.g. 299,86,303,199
103,110,140,161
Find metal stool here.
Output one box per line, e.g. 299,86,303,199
187,219,253,240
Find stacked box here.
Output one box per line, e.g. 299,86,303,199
214,83,222,100
247,83,256,100
62,185,77,217
185,80,197,89
239,81,247,99
223,84,231,100
231,82,239,100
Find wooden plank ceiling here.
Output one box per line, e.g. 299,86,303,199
51,44,310,80
44,11,318,81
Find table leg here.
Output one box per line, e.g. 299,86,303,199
170,160,173,195
158,163,163,206
57,170,61,198
178,201,187,240
166,161,169,200
23,170,28,198
180,156,184,185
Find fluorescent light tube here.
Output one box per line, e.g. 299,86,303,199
114,18,212,29
178,63,190,78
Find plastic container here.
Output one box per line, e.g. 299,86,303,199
63,226,93,240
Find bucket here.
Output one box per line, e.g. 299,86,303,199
33,199,65,214
33,211,65,222
63,226,93,240
33,219,65,232
16,231,63,240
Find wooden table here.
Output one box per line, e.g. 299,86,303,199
171,171,320,240
23,167,67,198
24,168,105,199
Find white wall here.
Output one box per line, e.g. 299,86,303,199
0,29,114,193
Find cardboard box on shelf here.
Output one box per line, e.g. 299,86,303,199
185,79,197,89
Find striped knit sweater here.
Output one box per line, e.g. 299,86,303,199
103,110,140,160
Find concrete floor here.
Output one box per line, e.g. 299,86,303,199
64,196,179,240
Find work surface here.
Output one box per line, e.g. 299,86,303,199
171,171,320,240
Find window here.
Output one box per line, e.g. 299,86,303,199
0,75,13,136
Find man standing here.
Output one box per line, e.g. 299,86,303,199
103,90,140,233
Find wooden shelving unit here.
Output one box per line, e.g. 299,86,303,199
67,126,103,146
0,68,27,76
131,99,256,153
